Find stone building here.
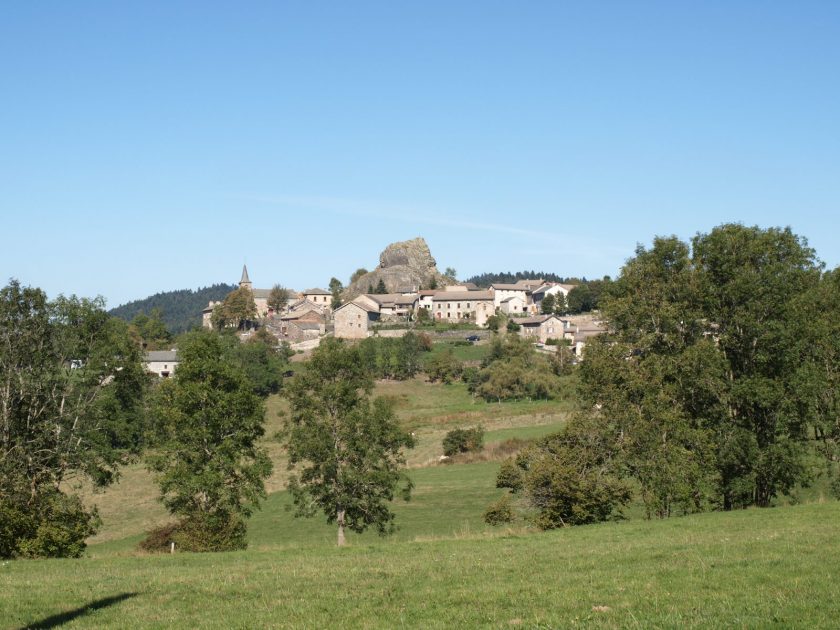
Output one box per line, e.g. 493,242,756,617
334,300,381,339
144,350,179,378
518,315,569,344
430,290,494,325
301,288,333,312
499,295,527,315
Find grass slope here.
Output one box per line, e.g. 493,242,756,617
76,380,570,545
3,502,839,628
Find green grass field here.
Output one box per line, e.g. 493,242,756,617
4,499,839,628
14,377,839,628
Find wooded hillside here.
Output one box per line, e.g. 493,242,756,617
109,284,235,334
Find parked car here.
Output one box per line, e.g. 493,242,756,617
466,335,480,342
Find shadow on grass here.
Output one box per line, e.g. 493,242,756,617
22,592,139,629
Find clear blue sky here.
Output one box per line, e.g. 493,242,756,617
2,1,839,307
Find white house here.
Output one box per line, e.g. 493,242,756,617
144,350,179,378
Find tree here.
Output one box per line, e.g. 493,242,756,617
553,292,567,315
130,307,172,349
442,427,484,456
691,225,821,508
146,330,271,551
283,339,415,546
350,268,369,284
444,267,457,279
519,420,632,528
328,277,343,310
374,279,388,294
268,284,290,314
580,225,825,513
540,294,556,315
566,284,593,314
225,334,286,397
0,281,146,558
211,287,258,330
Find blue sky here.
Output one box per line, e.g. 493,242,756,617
2,1,839,307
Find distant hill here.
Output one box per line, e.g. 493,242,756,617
109,284,236,334
465,271,582,288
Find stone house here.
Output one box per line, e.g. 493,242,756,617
334,300,381,339
518,315,569,344
417,290,436,311
301,288,333,311
361,293,419,318
431,290,494,325
490,280,541,309
500,295,527,315
144,350,179,378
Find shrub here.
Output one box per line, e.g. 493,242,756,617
15,493,100,559
139,514,248,554
484,495,515,525
442,426,484,456
521,423,632,529
138,522,181,553
496,458,524,492
425,349,463,384
174,513,248,552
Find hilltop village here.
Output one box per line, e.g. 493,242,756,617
158,238,606,372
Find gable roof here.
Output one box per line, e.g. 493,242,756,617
335,300,379,314
302,288,331,295
518,315,565,326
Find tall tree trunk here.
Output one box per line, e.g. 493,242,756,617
337,508,346,547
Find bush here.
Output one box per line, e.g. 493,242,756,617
484,495,515,525
15,493,100,559
140,514,248,553
138,522,181,553
496,458,524,492
521,423,632,529
425,349,463,384
442,426,484,456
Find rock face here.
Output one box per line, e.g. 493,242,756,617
344,237,447,298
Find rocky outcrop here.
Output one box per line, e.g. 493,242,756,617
344,237,448,299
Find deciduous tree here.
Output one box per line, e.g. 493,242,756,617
0,281,146,558
283,339,415,546
146,330,271,551
267,284,290,315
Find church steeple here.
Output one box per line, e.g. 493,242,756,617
239,264,253,290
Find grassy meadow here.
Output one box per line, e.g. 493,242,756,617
4,502,840,628
8,375,840,628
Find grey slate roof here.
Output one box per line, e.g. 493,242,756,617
432,291,493,301
303,288,331,295
145,350,179,362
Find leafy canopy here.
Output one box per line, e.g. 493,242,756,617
283,338,415,545
146,330,271,551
